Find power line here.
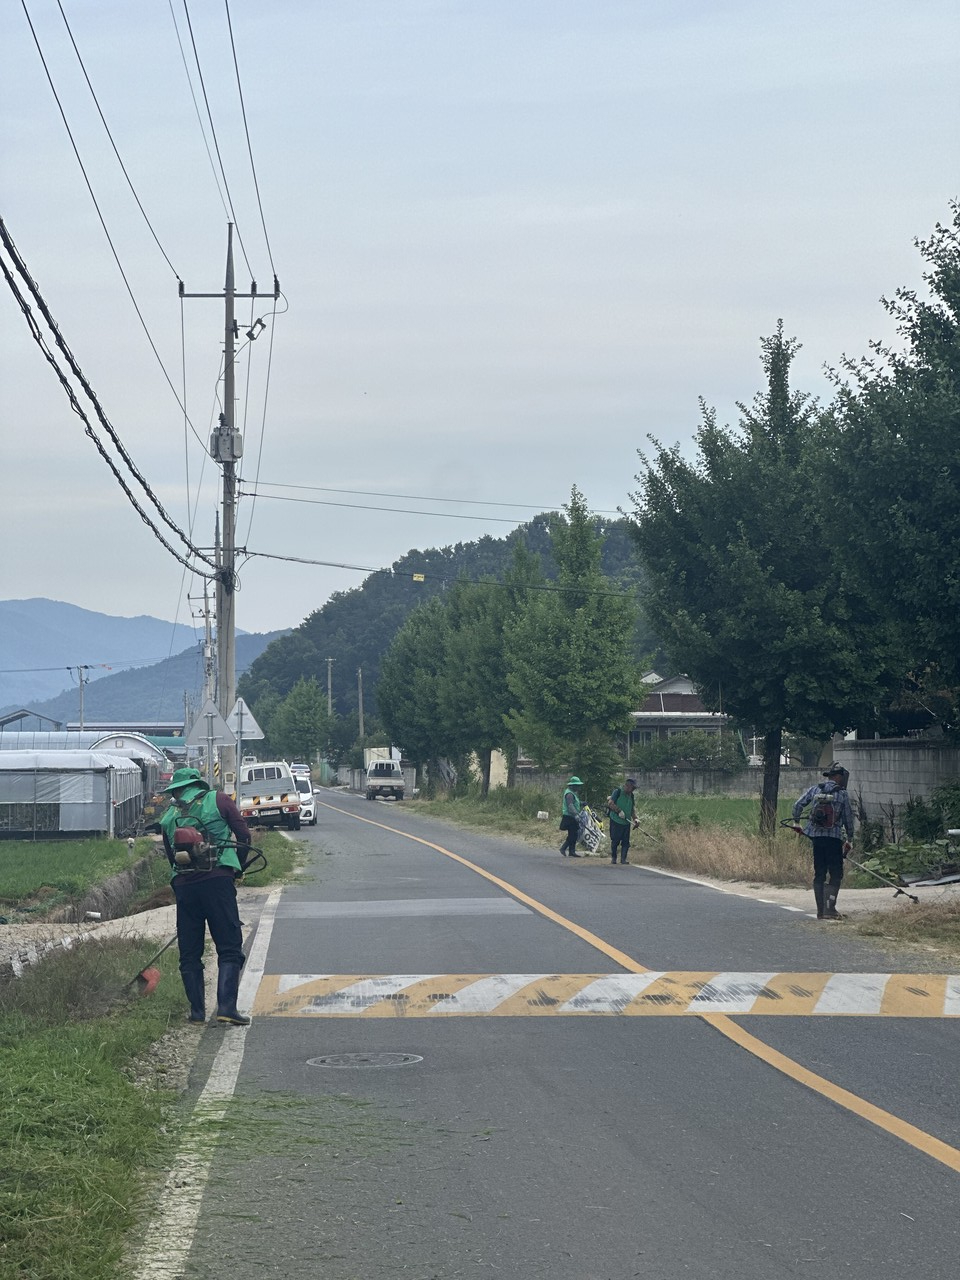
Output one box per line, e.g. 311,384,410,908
248,480,624,516
242,550,635,597
238,490,529,524
167,0,231,220
53,0,179,279
20,0,207,442
0,216,218,576
223,0,275,274
179,0,255,278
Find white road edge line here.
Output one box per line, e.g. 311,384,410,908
131,886,282,1280
635,861,809,913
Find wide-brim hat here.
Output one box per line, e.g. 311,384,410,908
567,776,583,786
822,762,849,779
163,767,209,793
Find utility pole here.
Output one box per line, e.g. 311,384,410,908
357,666,364,738
75,664,89,732
326,657,335,717
180,225,279,787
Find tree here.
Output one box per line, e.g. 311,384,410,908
376,598,452,775
836,205,960,726
631,326,899,834
505,488,642,798
269,678,333,763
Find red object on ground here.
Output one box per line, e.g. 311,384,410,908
136,967,162,996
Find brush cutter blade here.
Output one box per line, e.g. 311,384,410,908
136,966,162,996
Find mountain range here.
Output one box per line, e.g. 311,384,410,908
0,598,285,724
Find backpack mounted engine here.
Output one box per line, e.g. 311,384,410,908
172,826,217,872
810,788,838,829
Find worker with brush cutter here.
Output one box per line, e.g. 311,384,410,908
158,767,252,1026
792,762,855,921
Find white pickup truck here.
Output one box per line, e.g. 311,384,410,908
365,759,405,801
236,760,301,830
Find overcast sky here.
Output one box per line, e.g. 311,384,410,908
2,0,957,651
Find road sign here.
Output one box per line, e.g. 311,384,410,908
185,698,234,746
227,697,264,740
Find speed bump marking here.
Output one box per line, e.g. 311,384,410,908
252,972,960,1018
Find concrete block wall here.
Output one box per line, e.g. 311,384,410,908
833,739,960,826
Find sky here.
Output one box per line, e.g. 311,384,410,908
2,0,957,651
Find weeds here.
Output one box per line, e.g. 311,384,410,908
854,898,960,956
0,938,184,1279
631,815,812,887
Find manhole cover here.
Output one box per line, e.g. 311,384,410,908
307,1052,423,1069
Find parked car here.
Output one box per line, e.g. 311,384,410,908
294,773,317,825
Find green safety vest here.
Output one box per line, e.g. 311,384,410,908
159,789,241,874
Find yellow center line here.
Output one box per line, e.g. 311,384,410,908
316,799,960,1175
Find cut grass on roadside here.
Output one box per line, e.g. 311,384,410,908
854,898,960,957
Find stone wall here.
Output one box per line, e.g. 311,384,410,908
832,739,960,824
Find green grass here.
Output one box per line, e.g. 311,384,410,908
0,836,153,908
0,939,185,1279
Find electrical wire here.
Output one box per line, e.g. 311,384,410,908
180,0,255,278
0,216,218,576
223,0,275,274
19,0,204,438
166,0,230,220
53,0,180,279
238,490,529,524
241,550,635,597
250,480,620,515
240,298,279,545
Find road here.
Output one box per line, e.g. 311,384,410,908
135,793,960,1279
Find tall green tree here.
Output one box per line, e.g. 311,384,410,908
505,488,641,798
376,598,452,775
631,326,899,834
269,677,333,763
836,206,960,726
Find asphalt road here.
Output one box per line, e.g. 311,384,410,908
143,794,960,1279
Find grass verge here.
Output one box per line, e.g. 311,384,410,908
853,898,960,957
0,837,158,917
409,787,814,885
0,937,185,1279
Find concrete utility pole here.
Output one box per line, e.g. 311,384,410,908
180,225,279,786
357,666,365,738
326,657,335,716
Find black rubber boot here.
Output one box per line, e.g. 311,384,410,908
813,883,825,918
181,968,206,1023
215,962,250,1026
823,885,842,920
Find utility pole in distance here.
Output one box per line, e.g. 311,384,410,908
180,224,279,786
357,666,364,738
326,657,335,717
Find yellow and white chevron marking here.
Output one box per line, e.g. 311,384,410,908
252,972,960,1018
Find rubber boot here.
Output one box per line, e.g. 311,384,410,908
813,883,825,919
181,968,206,1023
215,962,250,1026
823,885,842,920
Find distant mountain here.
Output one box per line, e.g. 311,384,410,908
6,631,288,725
0,599,203,706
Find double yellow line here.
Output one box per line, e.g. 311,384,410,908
317,800,960,1174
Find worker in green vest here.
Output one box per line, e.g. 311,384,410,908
158,767,252,1026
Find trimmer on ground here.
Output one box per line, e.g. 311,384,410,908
779,820,921,903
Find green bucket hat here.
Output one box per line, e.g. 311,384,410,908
567,776,583,786
163,767,209,793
